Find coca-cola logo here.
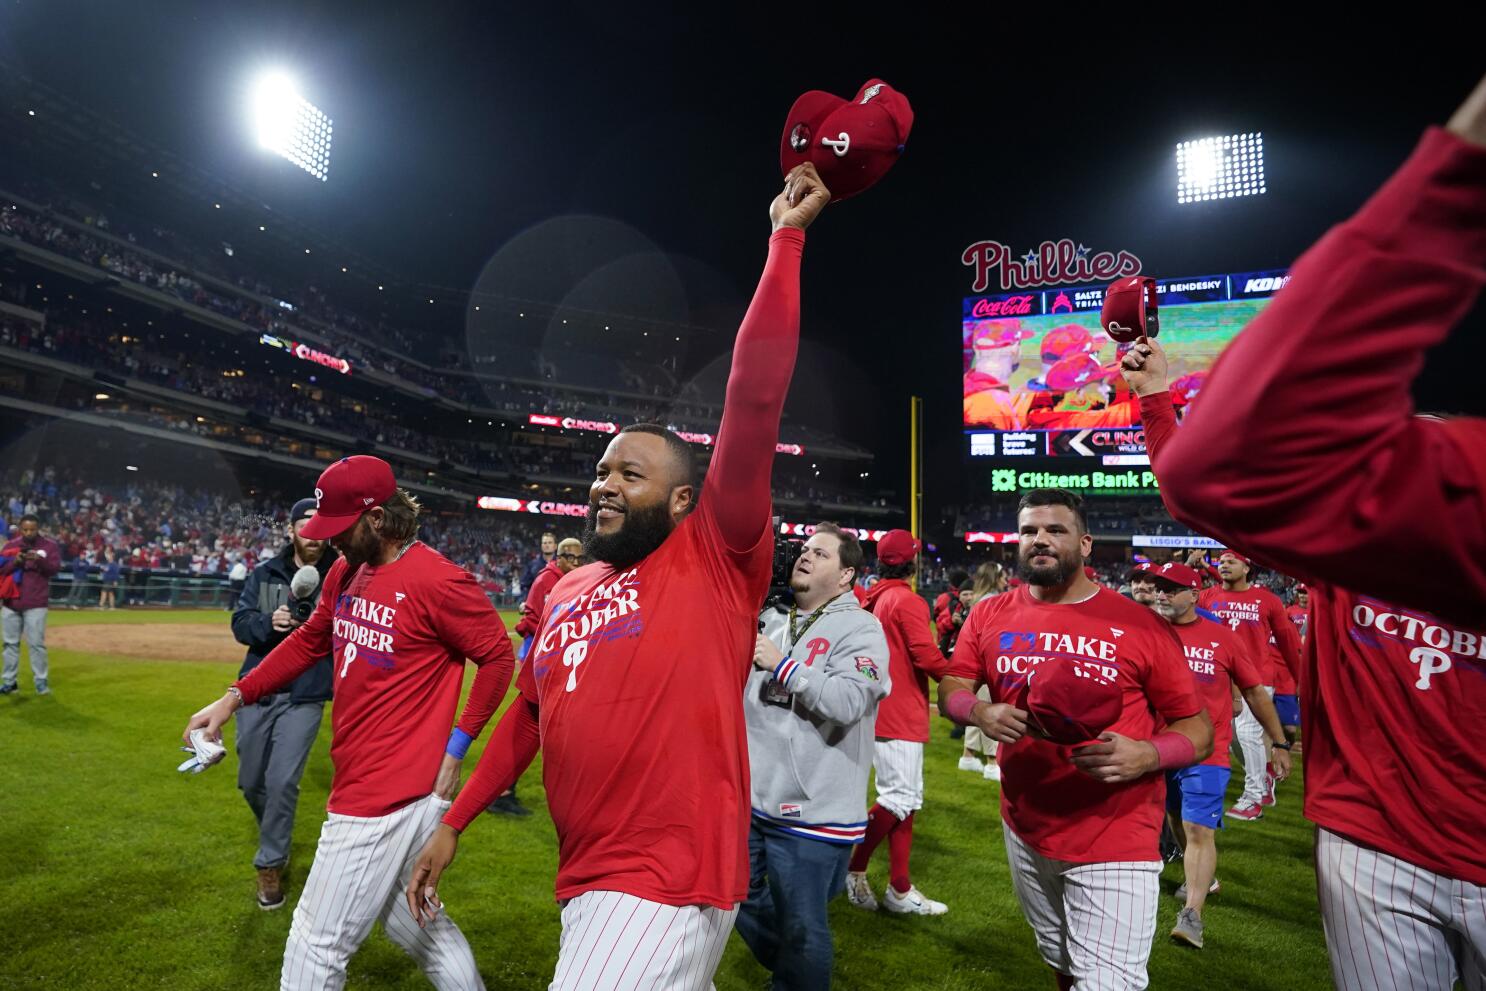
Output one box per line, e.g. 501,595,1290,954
970,295,1035,318
962,238,1142,293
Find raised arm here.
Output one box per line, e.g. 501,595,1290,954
705,164,829,550
1123,78,1486,626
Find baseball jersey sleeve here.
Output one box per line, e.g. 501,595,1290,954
444,695,542,833
702,227,803,554
1146,128,1486,628
899,594,952,681
785,618,890,726
1139,624,1202,724
234,558,344,704
1225,634,1265,692
437,573,517,739
944,599,991,686
1264,591,1303,683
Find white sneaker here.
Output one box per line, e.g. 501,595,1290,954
957,756,983,773
883,884,948,916
845,871,878,911
983,762,1001,782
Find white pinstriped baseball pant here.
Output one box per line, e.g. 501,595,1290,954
1003,824,1161,991
1232,685,1274,805
280,794,483,991
550,890,737,990
872,739,925,821
1316,828,1486,991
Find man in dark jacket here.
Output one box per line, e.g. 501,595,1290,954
229,498,338,910
1,514,63,695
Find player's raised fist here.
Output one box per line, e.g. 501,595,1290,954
771,163,830,233
1118,336,1169,398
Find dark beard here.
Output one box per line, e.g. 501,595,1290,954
293,534,325,565
338,528,382,570
582,501,676,571
1017,547,1079,587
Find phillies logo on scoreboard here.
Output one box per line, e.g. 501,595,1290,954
962,238,1143,293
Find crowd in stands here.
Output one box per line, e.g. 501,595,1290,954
0,467,577,600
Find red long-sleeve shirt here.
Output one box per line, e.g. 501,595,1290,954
234,543,514,817
1149,127,1486,628
862,578,951,742
447,228,805,910
1138,128,1486,883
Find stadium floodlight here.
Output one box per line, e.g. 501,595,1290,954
251,72,332,181
1176,132,1265,204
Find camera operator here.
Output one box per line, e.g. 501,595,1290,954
228,497,339,911
739,523,890,990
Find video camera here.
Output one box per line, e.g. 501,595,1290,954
763,516,803,615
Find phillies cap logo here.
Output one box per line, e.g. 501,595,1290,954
314,487,324,508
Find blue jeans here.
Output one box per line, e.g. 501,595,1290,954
734,821,851,991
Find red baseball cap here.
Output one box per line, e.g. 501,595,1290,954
1100,276,1159,344
1040,324,1100,364
1218,549,1251,566
780,79,913,202
876,529,921,566
1024,658,1124,746
1037,353,1119,393
1149,562,1202,590
300,456,398,540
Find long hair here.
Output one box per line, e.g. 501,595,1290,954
970,561,1006,600
378,489,423,543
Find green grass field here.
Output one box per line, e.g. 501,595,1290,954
0,608,1334,990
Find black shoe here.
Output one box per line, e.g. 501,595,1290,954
0,682,17,695
487,793,533,817
948,724,965,740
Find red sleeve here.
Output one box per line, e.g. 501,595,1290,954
1264,592,1303,684
935,604,956,637
443,695,541,833
900,593,952,680
1140,624,1202,724
944,599,989,684
1148,128,1486,628
234,560,343,704
703,227,804,551
1223,629,1264,691
515,567,558,639
437,574,517,739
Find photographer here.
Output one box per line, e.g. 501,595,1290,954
229,497,339,910
1,514,63,696
740,523,890,990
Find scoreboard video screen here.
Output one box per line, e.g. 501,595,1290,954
963,270,1288,464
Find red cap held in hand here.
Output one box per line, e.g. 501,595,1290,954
876,529,921,566
301,456,398,540
1025,657,1124,745
1101,276,1159,344
780,79,913,202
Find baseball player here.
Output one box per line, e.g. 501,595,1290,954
183,456,515,991
1195,550,1300,820
846,529,953,916
1123,77,1486,983
401,164,831,991
941,488,1212,991
1144,562,1290,949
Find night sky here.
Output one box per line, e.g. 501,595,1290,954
4,4,1482,518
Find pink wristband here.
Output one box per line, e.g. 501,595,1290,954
944,689,980,725
1151,732,1197,770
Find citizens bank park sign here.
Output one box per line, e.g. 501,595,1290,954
527,414,805,456
477,496,883,542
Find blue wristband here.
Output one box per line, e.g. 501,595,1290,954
446,728,475,760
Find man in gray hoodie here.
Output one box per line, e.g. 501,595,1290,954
738,523,891,990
